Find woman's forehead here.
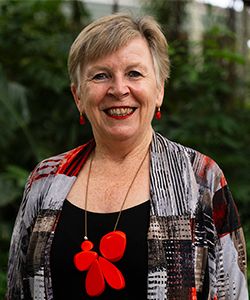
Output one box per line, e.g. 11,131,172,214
87,37,150,62
84,38,154,71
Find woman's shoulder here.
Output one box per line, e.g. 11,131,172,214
29,139,95,184
154,131,226,190
154,131,202,158
154,131,217,162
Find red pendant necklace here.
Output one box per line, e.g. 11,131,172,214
73,149,149,297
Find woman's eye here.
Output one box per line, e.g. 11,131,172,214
128,70,142,78
92,73,108,80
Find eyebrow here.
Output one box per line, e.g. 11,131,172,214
86,62,148,77
126,63,148,72
86,66,110,77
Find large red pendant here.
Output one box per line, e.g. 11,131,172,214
74,231,126,297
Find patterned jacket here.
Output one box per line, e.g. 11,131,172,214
6,131,248,299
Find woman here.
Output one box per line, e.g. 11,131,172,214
7,13,248,300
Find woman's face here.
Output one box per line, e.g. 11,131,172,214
72,37,164,145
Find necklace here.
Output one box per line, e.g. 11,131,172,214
74,148,149,297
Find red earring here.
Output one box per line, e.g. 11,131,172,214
79,112,85,125
155,107,161,120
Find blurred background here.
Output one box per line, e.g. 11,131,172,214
0,0,249,297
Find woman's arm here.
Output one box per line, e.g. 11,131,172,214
210,170,248,299
6,168,39,300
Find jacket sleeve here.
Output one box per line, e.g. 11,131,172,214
211,170,248,299
6,167,40,300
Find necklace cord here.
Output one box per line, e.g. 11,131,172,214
84,148,149,239
84,154,94,240
113,149,149,231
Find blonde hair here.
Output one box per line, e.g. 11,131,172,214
68,13,170,88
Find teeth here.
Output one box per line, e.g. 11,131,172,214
107,107,133,116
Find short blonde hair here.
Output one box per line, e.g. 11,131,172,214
68,13,170,88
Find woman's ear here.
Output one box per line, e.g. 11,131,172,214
156,81,165,107
71,83,81,112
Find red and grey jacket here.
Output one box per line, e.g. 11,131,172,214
6,131,248,300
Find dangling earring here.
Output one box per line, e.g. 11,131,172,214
155,107,161,120
79,112,85,125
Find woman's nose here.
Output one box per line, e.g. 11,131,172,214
107,77,129,99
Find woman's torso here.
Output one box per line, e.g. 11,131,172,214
50,199,150,299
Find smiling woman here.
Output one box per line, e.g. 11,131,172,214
6,13,248,300
71,37,164,145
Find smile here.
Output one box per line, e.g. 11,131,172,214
104,107,136,119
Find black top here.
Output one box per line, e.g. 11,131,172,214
50,199,150,300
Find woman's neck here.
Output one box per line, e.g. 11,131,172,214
93,129,153,163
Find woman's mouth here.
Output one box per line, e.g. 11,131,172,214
104,107,136,119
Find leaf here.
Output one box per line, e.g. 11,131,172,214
0,165,29,207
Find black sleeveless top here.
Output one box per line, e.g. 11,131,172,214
50,199,150,299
